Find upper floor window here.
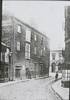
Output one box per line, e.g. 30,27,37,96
17,25,21,33
41,37,43,45
17,41,20,51
25,43,30,53
26,29,31,42
34,34,37,41
25,43,30,59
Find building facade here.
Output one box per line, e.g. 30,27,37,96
62,6,70,87
2,14,50,80
0,42,11,82
50,50,64,73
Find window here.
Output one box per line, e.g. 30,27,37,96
52,53,56,60
41,37,43,45
17,25,21,33
34,47,37,55
26,29,31,42
25,43,30,53
25,43,30,59
17,41,20,51
34,34,37,41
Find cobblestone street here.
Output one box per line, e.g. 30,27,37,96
0,77,62,100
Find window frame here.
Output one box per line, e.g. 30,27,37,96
17,24,21,33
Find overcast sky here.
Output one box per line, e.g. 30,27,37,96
2,1,70,50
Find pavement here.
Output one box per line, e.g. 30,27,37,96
0,78,31,88
0,76,61,100
50,73,69,100
0,73,69,100
0,75,49,87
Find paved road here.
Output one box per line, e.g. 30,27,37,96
0,77,62,100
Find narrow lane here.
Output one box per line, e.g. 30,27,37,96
0,77,62,100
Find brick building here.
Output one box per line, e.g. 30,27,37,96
2,14,50,80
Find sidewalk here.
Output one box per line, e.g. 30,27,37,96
52,79,69,100
0,75,49,88
0,79,30,88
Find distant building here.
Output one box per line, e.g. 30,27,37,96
50,50,64,73
2,14,50,80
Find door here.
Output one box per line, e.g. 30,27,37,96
15,69,21,79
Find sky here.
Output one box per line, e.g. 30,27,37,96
2,1,70,50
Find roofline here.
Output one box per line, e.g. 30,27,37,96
13,16,49,39
2,14,49,40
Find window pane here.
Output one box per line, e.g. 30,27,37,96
25,43,30,53
34,34,37,41
17,42,20,51
17,25,21,33
26,29,31,42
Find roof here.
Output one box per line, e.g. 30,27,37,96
14,16,49,39
2,14,49,40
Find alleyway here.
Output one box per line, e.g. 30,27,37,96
0,77,62,100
